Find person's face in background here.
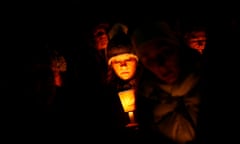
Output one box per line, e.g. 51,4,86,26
110,53,138,81
93,28,109,50
138,39,180,84
185,30,207,54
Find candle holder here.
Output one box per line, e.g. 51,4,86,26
125,111,138,128
118,89,138,128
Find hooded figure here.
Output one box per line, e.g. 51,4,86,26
131,21,203,144
106,23,138,85
105,23,140,141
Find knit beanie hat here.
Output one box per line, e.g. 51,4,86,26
106,23,138,65
131,21,180,57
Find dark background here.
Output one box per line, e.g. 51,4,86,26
5,2,239,108
3,1,239,142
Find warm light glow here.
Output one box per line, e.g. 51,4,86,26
118,89,139,128
126,111,138,128
118,89,136,112
111,53,138,80
51,54,67,73
128,111,135,123
186,31,207,54
53,72,62,87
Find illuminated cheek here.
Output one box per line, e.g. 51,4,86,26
95,40,106,49
188,41,196,47
129,65,137,76
113,66,121,76
113,66,126,80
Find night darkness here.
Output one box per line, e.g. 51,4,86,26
4,1,240,142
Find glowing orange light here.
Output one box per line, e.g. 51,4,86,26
118,89,136,112
118,89,138,128
53,72,62,87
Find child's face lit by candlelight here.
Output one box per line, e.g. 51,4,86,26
111,53,137,80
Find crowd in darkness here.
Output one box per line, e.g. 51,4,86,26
5,3,239,143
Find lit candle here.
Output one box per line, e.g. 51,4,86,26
128,111,135,123
118,89,136,112
118,89,138,128
126,111,138,128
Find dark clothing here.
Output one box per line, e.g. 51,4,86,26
31,48,68,114
136,70,201,143
90,48,109,85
